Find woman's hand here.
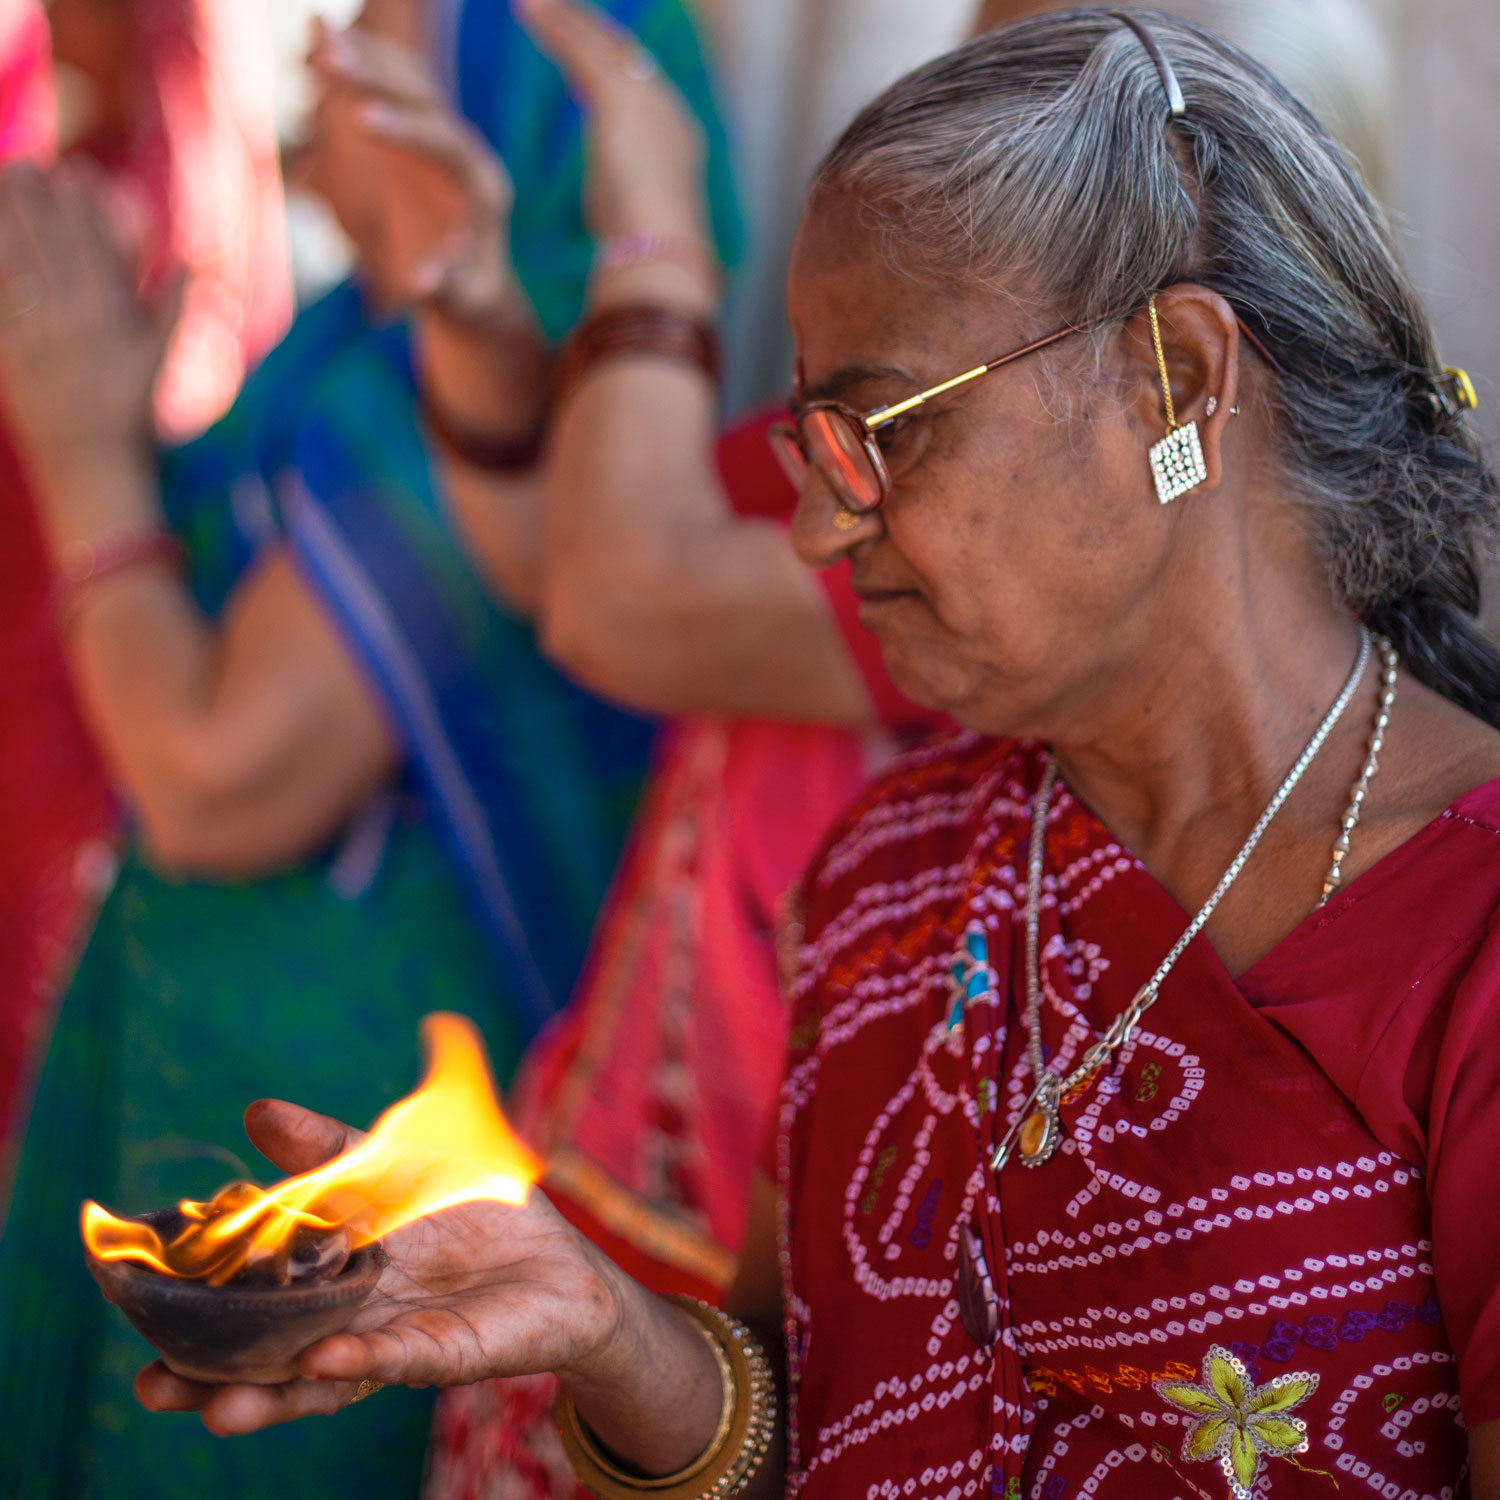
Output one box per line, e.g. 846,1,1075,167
0,164,174,532
306,20,553,464
516,0,708,244
135,1099,633,1434
306,20,518,329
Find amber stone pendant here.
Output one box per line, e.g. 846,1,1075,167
1018,1102,1060,1167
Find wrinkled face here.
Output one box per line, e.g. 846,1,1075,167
786,194,1185,739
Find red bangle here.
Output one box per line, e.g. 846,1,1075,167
54,526,185,626
419,387,550,472
556,304,720,399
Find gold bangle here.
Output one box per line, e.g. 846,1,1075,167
555,1297,776,1500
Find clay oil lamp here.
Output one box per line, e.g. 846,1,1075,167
82,1013,539,1385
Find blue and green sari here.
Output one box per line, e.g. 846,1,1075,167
0,1,739,1496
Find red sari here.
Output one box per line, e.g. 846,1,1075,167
0,1,115,1162
780,735,1499,1499
0,0,288,1166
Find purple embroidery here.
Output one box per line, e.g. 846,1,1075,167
1260,1293,1446,1363
908,1179,944,1250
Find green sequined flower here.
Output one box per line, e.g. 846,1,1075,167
1155,1345,1319,1498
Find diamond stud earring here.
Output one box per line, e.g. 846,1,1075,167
1146,296,1208,505
1205,396,1218,417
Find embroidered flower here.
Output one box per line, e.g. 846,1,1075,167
1155,1344,1319,1498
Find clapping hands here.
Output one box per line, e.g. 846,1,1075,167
516,0,710,246
304,18,518,328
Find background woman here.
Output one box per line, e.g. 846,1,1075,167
0,0,289,1164
0,0,736,1494
141,6,1500,1496
0,0,113,1168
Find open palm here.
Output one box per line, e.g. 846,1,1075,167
135,1099,623,1434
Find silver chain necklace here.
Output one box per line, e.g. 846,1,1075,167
1320,635,1400,904
993,627,1380,1173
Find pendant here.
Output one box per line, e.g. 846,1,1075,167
956,1218,998,1350
992,1076,1063,1173
1018,1097,1061,1167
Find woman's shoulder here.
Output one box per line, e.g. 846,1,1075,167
1445,770,1500,831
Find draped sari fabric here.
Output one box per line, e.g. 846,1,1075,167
0,3,738,1496
426,718,902,1500
779,736,1499,1499
0,0,291,1158
0,0,115,1164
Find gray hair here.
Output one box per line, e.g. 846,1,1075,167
813,6,1500,724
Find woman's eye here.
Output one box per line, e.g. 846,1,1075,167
872,417,913,456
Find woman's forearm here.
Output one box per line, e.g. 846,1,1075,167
416,307,553,616
535,253,873,723
563,1266,729,1473
539,357,872,722
45,448,224,816
416,302,550,439
542,257,724,603
563,1257,787,1486
46,449,396,872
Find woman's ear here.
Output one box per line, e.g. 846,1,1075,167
1121,284,1240,498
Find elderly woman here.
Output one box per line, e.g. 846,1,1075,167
141,4,1500,1497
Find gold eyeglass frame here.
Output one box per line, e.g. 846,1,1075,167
769,317,1113,517
769,301,1287,517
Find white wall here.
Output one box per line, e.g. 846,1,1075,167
697,0,976,409
1384,0,1500,458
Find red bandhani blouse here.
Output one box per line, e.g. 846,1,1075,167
779,735,1500,1500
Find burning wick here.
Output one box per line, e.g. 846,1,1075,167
83,1185,350,1287
81,1013,541,1288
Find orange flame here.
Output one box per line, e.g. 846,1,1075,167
81,1013,540,1285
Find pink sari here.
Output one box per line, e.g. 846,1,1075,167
777,734,1499,1498
0,2,114,1165
77,0,290,439
0,0,288,1163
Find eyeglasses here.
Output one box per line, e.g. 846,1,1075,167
767,318,1104,516
767,301,1285,517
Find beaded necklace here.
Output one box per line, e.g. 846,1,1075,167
992,629,1398,1173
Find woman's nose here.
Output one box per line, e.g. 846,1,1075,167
789,470,881,568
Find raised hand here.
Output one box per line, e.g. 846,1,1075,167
135,1098,631,1435
515,0,709,245
0,164,177,510
305,19,518,329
